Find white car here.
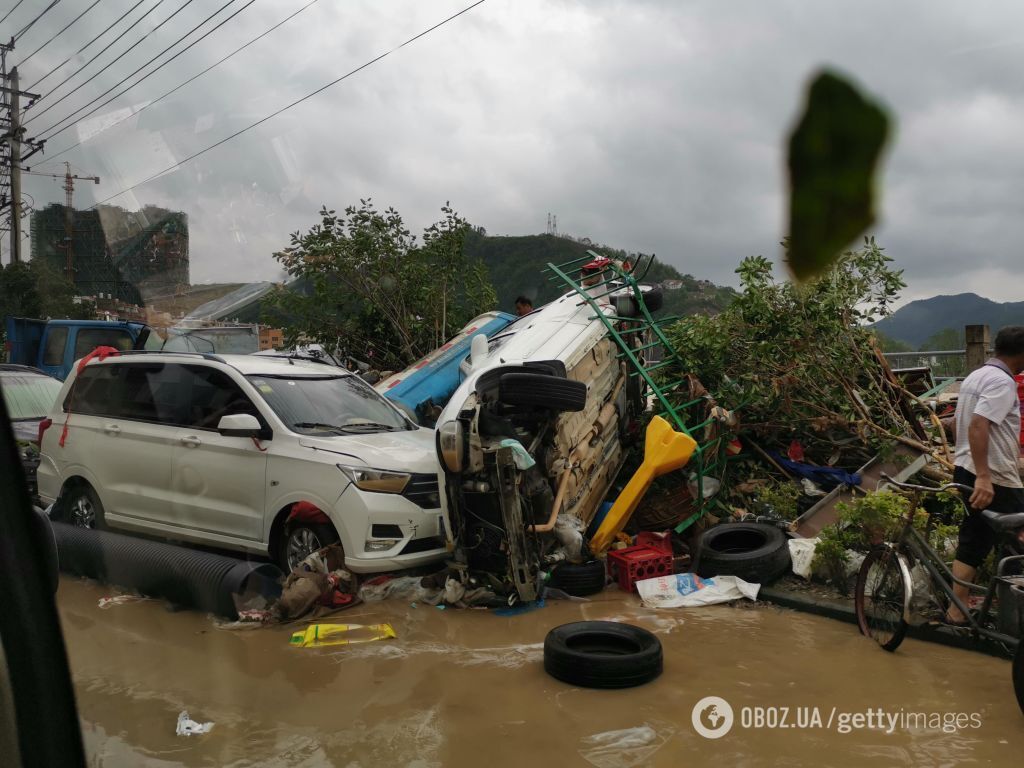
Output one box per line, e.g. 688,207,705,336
36,352,446,573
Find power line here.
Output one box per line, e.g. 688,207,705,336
92,0,488,208
43,0,324,163
0,0,26,27
13,0,63,42
26,0,183,124
27,0,149,91
33,0,248,141
18,0,106,66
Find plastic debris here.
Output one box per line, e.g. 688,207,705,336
176,711,214,737
578,720,675,768
289,622,396,648
498,438,536,469
788,538,818,579
97,595,148,609
635,573,759,608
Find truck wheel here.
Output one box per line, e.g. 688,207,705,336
695,522,791,584
281,522,340,573
544,621,663,688
498,373,587,412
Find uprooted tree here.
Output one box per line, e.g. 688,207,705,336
266,201,497,371
662,238,935,467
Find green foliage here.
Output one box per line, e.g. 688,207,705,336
787,70,891,282
463,231,737,318
266,201,497,371
0,259,91,321
874,331,912,353
663,239,906,447
753,481,802,521
812,490,910,591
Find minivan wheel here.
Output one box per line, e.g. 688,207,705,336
60,484,105,530
281,522,340,573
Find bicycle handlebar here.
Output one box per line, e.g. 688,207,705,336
879,474,972,495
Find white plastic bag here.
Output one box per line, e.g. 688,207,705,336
635,573,759,608
788,538,818,579
176,711,213,736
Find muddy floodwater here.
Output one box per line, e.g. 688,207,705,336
57,576,1023,767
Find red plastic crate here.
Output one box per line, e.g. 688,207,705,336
607,544,674,593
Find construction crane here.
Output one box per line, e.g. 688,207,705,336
22,161,100,278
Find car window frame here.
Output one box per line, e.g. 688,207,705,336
182,364,271,437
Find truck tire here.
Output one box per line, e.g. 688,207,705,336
696,522,791,584
549,559,606,597
544,621,663,689
611,284,664,317
498,373,587,412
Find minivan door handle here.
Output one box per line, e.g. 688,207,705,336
103,424,121,435
180,435,202,448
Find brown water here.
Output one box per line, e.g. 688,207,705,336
58,577,1023,767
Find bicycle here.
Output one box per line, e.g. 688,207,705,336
853,475,1024,716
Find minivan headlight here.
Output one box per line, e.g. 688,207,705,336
337,465,410,493
437,420,464,473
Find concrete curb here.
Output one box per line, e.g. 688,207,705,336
758,583,1015,660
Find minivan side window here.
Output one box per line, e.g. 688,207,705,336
42,328,69,367
115,364,189,425
73,329,134,361
64,366,118,416
184,366,264,431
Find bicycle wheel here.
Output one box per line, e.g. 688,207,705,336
855,545,912,652
1014,640,1024,717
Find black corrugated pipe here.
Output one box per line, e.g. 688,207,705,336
52,523,282,619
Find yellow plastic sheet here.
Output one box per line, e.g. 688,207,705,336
289,623,396,648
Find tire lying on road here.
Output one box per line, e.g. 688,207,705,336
544,620,663,689
696,522,791,584
548,559,606,597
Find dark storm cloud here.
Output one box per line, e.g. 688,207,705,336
10,0,1024,300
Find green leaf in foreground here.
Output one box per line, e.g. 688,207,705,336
786,70,891,282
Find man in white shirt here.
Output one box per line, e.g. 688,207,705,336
947,326,1024,624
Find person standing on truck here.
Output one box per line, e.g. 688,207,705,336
514,296,533,317
947,325,1024,624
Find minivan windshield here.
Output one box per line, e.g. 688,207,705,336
247,374,411,434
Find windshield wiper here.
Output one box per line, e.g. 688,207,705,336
337,421,403,432
292,421,349,434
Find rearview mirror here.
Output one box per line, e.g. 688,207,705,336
217,413,261,438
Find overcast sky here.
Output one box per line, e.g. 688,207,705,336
6,0,1024,305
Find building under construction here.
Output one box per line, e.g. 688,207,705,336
29,203,189,303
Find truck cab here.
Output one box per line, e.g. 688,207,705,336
4,318,147,380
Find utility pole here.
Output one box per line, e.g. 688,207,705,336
8,66,20,262
1,39,43,265
22,163,100,280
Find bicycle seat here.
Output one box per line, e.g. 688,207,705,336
980,509,1024,533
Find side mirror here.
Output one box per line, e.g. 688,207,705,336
217,413,261,438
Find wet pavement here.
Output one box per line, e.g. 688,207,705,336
58,576,1023,767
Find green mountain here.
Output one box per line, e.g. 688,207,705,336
872,293,1024,349
464,231,737,318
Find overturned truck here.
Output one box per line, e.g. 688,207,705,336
434,272,665,603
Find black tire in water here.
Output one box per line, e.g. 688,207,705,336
549,559,607,597
280,522,340,573
1013,639,1024,717
855,546,910,652
695,522,790,583
543,621,663,689
498,373,587,412
58,483,105,531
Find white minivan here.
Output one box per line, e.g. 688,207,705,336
37,352,446,573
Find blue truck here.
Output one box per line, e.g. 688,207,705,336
4,317,148,380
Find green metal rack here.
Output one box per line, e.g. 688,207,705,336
544,251,730,532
